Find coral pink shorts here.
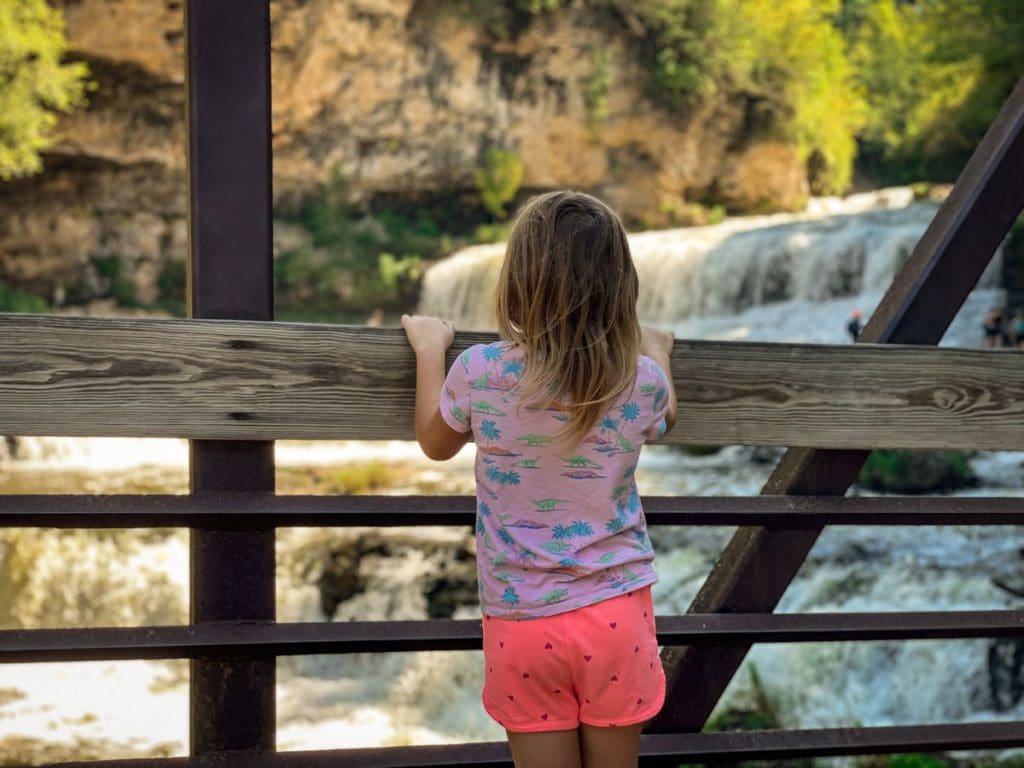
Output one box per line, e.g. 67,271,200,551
481,585,665,733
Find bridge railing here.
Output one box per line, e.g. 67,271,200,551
2,317,1024,767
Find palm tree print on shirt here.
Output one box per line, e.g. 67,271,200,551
486,465,522,486
501,360,524,379
589,406,642,455
551,519,594,540
620,402,641,422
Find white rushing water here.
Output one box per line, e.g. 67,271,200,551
2,187,1023,764
420,187,1006,347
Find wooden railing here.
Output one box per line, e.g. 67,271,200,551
1,1,1023,765
2,316,1022,450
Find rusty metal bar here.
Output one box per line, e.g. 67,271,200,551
185,0,275,754
651,75,1024,733
2,494,1024,529
33,720,1024,768
3,609,1022,663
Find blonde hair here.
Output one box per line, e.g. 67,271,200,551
496,190,640,446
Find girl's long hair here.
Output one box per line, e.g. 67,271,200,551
496,190,640,446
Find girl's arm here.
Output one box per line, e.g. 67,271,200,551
641,326,678,434
401,314,472,460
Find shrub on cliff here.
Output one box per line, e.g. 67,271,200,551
279,172,452,316
0,0,90,179
592,0,864,195
0,280,49,313
474,148,524,220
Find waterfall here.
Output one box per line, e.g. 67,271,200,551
419,188,1005,346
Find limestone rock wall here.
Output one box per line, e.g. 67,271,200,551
0,0,808,305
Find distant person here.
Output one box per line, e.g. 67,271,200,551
1010,308,1024,349
365,308,384,327
846,309,863,342
402,191,676,768
982,307,1004,348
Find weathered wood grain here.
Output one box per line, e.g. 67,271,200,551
1,313,1022,448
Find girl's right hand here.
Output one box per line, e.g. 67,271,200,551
401,314,455,356
640,325,674,358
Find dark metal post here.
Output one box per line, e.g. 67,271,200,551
185,0,275,754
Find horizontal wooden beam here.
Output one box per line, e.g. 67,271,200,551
1,314,1022,449
2,494,1023,528
3,610,1022,663
34,720,1024,767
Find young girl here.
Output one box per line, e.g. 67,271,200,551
402,190,677,768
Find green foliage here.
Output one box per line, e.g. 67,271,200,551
858,450,976,494
281,171,466,315
519,0,562,11
674,444,721,457
0,0,90,179
90,255,139,307
156,259,186,316
0,279,49,313
474,148,524,219
473,220,514,244
885,755,952,768
91,255,121,279
594,0,864,193
583,48,613,130
847,0,1024,183
658,198,726,227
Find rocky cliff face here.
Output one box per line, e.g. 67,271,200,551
0,0,807,305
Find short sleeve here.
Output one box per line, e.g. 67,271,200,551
640,356,672,440
439,346,474,433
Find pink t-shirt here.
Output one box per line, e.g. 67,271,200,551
440,340,672,620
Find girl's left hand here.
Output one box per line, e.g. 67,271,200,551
401,314,455,355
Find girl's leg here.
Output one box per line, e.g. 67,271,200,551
578,723,643,768
506,727,583,768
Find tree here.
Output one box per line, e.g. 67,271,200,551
0,0,89,180
847,0,1024,182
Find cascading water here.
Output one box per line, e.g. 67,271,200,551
420,188,1005,346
